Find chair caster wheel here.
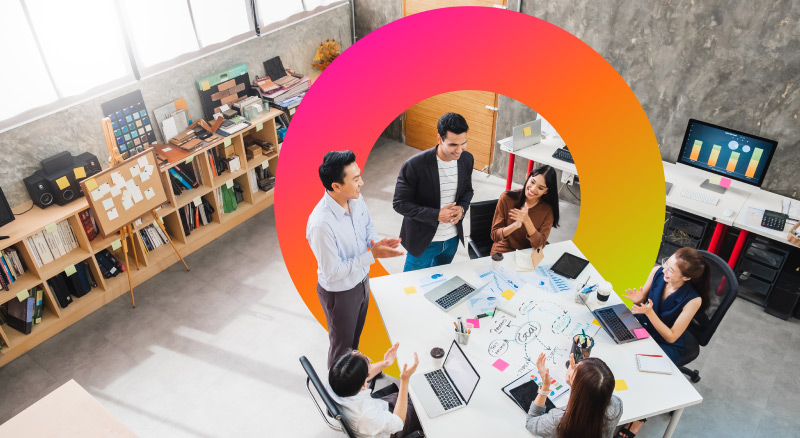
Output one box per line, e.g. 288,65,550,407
690,372,701,383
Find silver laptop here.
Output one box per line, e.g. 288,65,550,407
578,294,645,344
410,341,480,418
424,276,484,312
510,119,542,151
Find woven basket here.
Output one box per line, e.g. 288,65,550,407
788,221,800,247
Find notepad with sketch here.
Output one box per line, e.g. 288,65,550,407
636,354,673,374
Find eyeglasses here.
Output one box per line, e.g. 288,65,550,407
661,257,681,277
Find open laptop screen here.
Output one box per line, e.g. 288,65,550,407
443,341,480,404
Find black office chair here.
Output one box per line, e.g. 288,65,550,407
677,250,738,383
299,356,423,438
467,199,499,259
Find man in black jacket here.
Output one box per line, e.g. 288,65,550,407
393,113,474,271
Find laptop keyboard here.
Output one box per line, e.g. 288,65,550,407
435,284,475,310
425,370,462,410
595,308,635,342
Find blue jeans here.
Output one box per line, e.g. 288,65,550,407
403,236,458,272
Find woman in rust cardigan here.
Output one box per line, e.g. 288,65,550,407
490,165,560,255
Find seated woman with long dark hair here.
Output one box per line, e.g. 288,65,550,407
526,353,622,437
490,165,560,255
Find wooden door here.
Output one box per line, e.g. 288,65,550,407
403,0,506,172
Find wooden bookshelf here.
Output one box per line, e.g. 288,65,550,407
0,109,283,366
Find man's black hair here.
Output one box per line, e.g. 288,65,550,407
329,352,369,397
437,112,469,139
319,150,357,191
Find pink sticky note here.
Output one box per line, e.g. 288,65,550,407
633,328,650,339
720,177,732,188
492,358,510,371
466,318,480,328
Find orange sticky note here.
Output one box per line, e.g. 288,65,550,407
403,286,417,295
615,379,628,391
592,318,601,326
501,289,515,300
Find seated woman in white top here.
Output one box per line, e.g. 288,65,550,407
526,353,623,438
328,343,420,438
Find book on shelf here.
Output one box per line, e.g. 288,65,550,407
139,223,170,253
33,287,43,324
96,249,125,279
6,293,34,334
79,210,98,241
26,219,80,268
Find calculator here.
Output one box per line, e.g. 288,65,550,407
761,210,788,231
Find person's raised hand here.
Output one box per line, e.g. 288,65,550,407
632,298,654,316
371,238,405,259
383,342,399,366
536,353,550,391
622,287,646,304
400,353,419,382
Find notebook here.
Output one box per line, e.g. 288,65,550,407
636,354,673,374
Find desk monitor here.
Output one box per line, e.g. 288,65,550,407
677,119,777,192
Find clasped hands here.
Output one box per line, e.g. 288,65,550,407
438,202,464,225
508,205,533,230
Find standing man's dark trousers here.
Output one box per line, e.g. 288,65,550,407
317,276,370,369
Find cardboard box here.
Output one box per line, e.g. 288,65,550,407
246,145,262,159
219,144,235,159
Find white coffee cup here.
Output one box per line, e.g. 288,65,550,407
597,281,613,302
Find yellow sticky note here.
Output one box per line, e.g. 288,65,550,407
85,178,98,191
592,318,601,327
523,126,532,137
111,239,122,251
403,286,417,295
56,176,70,190
200,80,210,91
256,122,263,132
16,290,29,302
185,156,194,164
45,222,57,234
615,379,628,391
65,264,77,277
224,138,231,147
74,166,86,179
501,289,515,300
708,175,722,185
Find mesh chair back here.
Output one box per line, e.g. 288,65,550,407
468,199,499,257
688,250,738,346
299,356,356,438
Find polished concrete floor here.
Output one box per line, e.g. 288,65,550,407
0,138,798,437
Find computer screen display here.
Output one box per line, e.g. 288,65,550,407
677,119,777,187
443,341,480,404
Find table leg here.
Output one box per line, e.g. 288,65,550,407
728,229,749,269
707,223,727,254
527,159,534,176
663,408,683,438
506,153,516,191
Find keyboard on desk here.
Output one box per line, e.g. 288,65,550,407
435,284,475,310
425,370,462,410
679,188,720,206
552,147,574,164
595,308,635,342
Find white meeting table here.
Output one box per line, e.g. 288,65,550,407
371,241,703,438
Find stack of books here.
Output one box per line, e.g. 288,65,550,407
0,247,26,291
256,76,310,113
179,198,214,236
168,160,202,196
26,220,81,267
139,223,170,253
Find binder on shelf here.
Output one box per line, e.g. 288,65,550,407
47,274,73,309
6,294,34,334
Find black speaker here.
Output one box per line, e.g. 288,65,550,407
0,187,14,228
23,173,55,209
75,152,102,176
42,168,78,206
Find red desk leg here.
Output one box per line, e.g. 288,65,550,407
506,153,516,191
527,159,534,176
707,223,728,255
728,230,749,269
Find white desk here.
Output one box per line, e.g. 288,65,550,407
498,134,570,190
371,241,702,438
662,163,752,227
732,187,797,241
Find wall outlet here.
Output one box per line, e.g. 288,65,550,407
561,172,575,185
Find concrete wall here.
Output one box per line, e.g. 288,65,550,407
0,5,352,207
354,0,800,197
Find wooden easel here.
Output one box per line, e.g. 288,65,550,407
94,124,190,308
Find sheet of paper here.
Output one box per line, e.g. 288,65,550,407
107,207,119,221
102,198,115,210
122,190,131,202
98,182,111,196
91,187,104,201
745,206,765,226
162,117,178,140
130,165,140,177
515,249,535,272
140,168,151,182
122,199,134,210
466,318,480,328
144,187,155,200
111,172,125,187
403,286,417,295
162,147,172,152
126,180,143,203
110,184,122,197
138,156,149,168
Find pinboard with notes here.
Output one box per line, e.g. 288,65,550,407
79,149,167,236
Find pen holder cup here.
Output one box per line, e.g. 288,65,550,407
567,335,594,368
456,323,474,345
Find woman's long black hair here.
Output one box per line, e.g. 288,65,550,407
508,165,560,228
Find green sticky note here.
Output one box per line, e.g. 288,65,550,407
16,290,29,302
224,138,231,147
111,239,122,250
45,222,57,234
65,264,77,277
185,155,194,164
256,122,263,132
